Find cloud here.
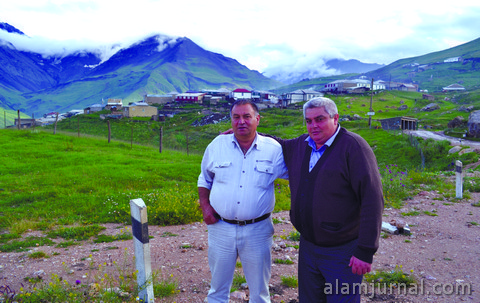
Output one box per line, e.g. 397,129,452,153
1,0,480,75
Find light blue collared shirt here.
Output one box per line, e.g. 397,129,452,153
306,125,341,172
198,133,288,220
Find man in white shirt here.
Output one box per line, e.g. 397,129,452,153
198,100,288,303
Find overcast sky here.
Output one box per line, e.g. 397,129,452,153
1,0,480,78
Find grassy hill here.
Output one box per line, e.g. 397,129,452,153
366,37,480,92
3,90,480,233
271,74,359,95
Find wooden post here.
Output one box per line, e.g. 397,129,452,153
368,78,374,129
159,126,163,153
54,113,59,134
17,110,20,130
77,115,80,137
4,111,6,129
131,125,133,148
456,160,463,199
32,113,35,132
130,198,154,302
107,120,111,143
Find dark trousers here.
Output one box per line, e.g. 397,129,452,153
298,236,363,303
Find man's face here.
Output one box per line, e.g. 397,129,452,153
231,104,260,140
305,106,339,148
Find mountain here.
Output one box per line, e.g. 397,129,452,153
325,59,384,75
273,37,480,94
266,58,384,85
364,37,480,92
0,23,281,117
0,22,25,35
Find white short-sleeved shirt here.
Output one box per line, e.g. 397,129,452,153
198,133,288,221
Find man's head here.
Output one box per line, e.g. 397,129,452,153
230,100,260,142
303,97,339,148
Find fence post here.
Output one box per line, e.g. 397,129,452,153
456,160,463,199
54,113,59,134
17,110,20,130
107,120,111,143
131,126,134,148
159,127,163,153
130,198,154,302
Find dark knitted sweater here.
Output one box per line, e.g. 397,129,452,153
280,128,384,263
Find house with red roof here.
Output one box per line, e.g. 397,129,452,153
230,88,252,100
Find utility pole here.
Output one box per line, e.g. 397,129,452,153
368,78,375,128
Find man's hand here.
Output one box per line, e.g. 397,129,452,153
198,187,219,225
220,128,233,135
201,203,220,225
349,256,372,275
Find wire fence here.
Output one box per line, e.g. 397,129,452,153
26,114,221,155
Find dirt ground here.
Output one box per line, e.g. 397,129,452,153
1,184,480,302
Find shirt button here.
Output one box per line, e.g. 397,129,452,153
240,185,243,188
242,171,245,173
237,202,240,204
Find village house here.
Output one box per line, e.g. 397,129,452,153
200,88,230,105
324,80,357,92
324,79,385,93
84,104,104,114
123,102,157,118
380,116,418,131
443,83,466,92
230,88,252,100
377,81,418,92
175,92,207,104
444,57,462,63
201,88,230,99
13,118,37,129
422,94,435,101
105,98,123,111
282,89,323,105
252,90,277,103
398,83,418,92
143,94,175,105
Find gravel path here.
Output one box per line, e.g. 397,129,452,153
1,189,480,302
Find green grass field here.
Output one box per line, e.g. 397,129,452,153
0,129,294,234
3,90,480,235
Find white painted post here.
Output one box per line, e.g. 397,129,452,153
456,160,463,199
130,198,154,302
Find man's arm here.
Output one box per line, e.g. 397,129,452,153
348,135,384,274
198,187,219,225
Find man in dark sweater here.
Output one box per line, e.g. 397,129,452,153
279,97,384,302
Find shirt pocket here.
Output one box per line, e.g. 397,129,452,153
254,160,274,188
213,161,232,184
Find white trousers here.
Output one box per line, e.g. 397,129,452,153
207,218,274,303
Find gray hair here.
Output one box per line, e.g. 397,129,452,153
303,97,338,118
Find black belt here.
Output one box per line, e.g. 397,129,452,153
221,213,270,226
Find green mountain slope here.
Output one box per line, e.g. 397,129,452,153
366,37,480,92
1,35,281,117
